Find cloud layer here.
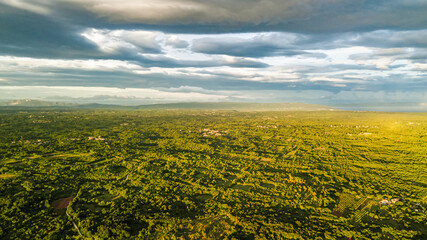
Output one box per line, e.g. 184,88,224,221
0,0,426,105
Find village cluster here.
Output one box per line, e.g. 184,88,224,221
379,197,426,213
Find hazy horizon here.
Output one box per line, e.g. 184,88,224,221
1,97,427,112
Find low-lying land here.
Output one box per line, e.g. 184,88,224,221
0,110,426,239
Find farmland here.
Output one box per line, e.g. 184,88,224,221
0,109,426,239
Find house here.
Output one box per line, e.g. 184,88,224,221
88,136,105,141
379,198,390,206
410,202,425,213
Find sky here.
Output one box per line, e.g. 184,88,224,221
0,0,426,108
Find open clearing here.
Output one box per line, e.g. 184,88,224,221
52,196,74,209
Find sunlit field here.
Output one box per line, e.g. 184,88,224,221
1,110,426,239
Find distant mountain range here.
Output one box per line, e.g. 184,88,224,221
0,99,335,111
0,99,78,107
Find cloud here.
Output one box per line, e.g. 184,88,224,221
52,0,427,33
78,29,269,68
0,56,270,88
82,29,163,54
191,33,331,58
412,63,427,71
310,77,346,83
349,47,427,69
3,0,427,34
0,53,423,94
351,48,427,60
0,56,143,73
344,30,427,48
165,36,189,48
0,2,100,59
133,55,269,68
191,30,427,58
0,0,51,15
192,34,299,58
0,1,426,106
159,86,218,94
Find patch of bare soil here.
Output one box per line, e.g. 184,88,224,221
332,209,344,217
52,196,74,209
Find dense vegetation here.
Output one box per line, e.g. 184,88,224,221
0,109,426,239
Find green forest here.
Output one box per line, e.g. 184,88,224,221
0,109,426,239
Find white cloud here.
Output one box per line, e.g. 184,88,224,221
310,76,346,82
0,56,143,71
165,36,189,48
1,27,426,100
332,84,347,88
81,28,162,54
412,63,427,71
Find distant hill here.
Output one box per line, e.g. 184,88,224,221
0,99,335,111
135,102,335,111
0,99,78,107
